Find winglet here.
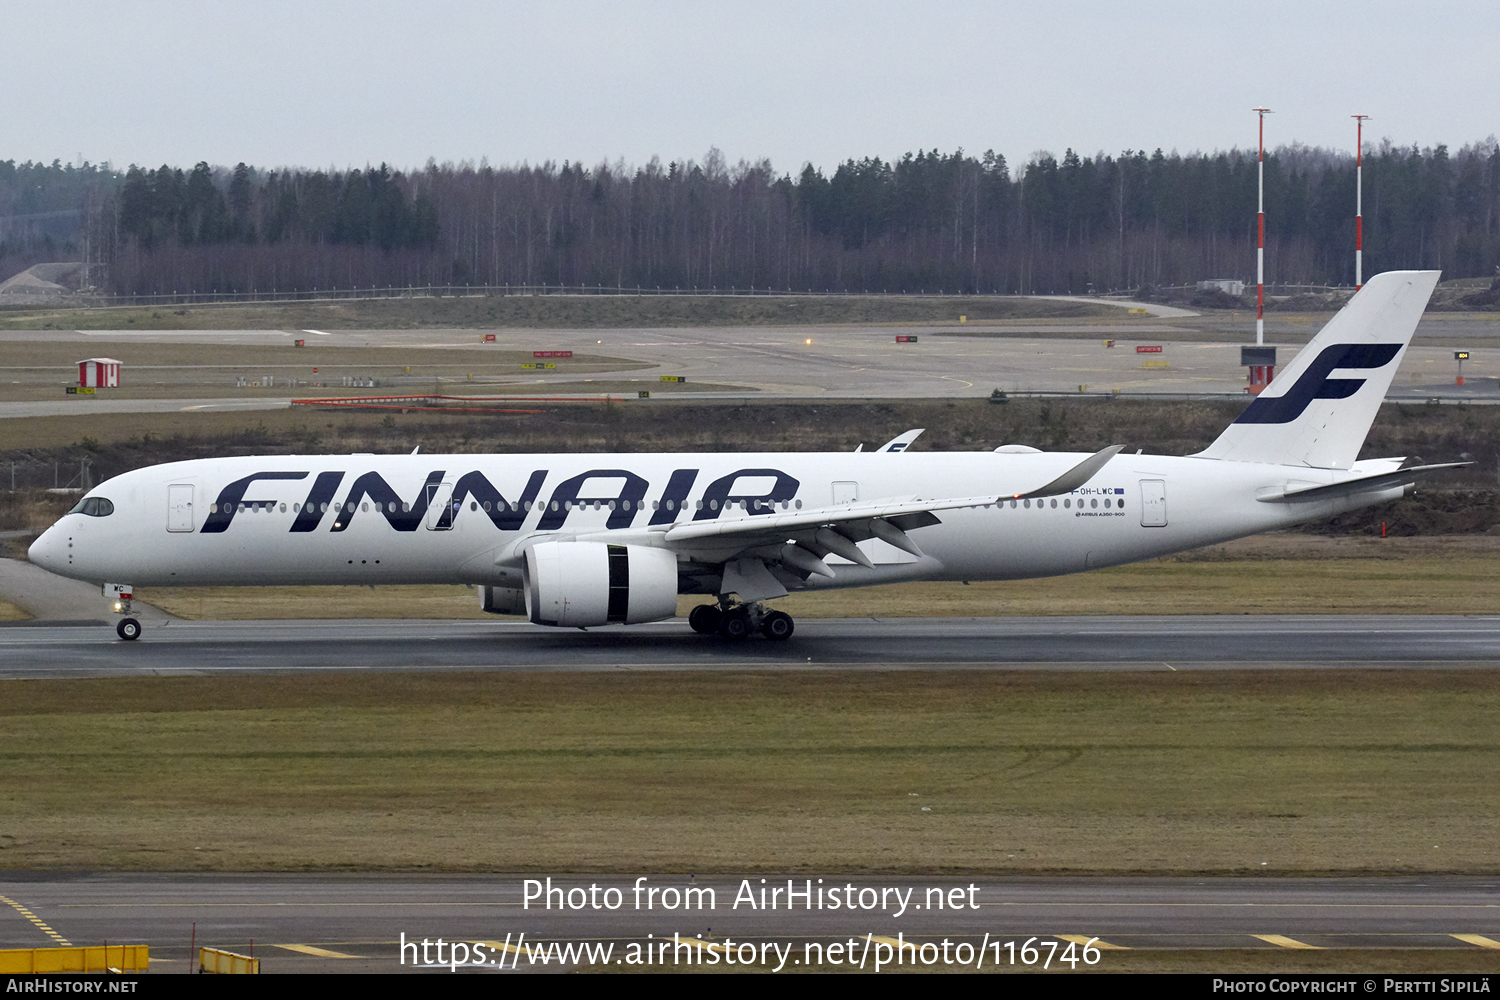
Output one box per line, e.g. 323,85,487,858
1013,445,1124,499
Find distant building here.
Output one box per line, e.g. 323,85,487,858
1197,279,1246,297
77,358,121,388
0,262,91,305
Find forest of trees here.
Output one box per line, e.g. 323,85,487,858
2,140,1497,298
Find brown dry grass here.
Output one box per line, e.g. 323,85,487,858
0,598,31,620
3,395,1494,491
0,341,633,369
0,294,1116,331
0,342,650,401
0,492,76,533
425,379,751,396
138,584,485,620
0,492,76,557
0,670,1495,874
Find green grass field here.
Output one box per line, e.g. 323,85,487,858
0,669,1495,874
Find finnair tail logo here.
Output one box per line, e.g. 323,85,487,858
1235,343,1402,425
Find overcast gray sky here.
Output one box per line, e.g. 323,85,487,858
7,0,1496,175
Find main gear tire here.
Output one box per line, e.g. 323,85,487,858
718,610,752,640
761,611,795,641
688,604,723,634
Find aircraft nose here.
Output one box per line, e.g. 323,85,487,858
28,524,63,571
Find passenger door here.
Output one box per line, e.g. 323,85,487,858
167,484,195,532
424,482,456,530
1139,480,1167,527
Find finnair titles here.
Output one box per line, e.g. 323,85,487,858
29,271,1460,642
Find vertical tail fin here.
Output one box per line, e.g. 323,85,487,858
1196,270,1440,469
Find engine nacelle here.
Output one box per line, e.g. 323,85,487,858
479,585,527,615
524,541,679,627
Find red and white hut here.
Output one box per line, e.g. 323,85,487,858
77,358,121,388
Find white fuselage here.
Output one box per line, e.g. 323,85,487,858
29,270,1441,623
28,450,1397,592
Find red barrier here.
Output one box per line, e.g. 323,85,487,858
289,394,612,414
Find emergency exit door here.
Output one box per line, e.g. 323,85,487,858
1139,480,1167,527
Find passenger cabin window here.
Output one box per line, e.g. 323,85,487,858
69,497,114,517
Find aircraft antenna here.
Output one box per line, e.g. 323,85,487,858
1253,107,1273,346
1352,115,1371,290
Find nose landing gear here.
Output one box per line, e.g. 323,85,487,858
108,584,142,640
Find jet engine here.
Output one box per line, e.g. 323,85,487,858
524,540,679,627
478,585,527,615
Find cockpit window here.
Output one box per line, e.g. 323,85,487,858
68,497,115,517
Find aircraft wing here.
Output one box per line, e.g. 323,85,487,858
663,494,984,546
661,495,974,577
662,445,1125,573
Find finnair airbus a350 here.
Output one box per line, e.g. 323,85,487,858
30,270,1459,642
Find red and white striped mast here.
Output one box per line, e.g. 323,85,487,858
1253,107,1272,346
1352,114,1370,290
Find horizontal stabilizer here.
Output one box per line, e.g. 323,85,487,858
1256,462,1470,503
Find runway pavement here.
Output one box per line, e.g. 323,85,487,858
0,395,301,419
3,615,1500,679
2,874,1498,973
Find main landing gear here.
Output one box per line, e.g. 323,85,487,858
688,601,795,641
